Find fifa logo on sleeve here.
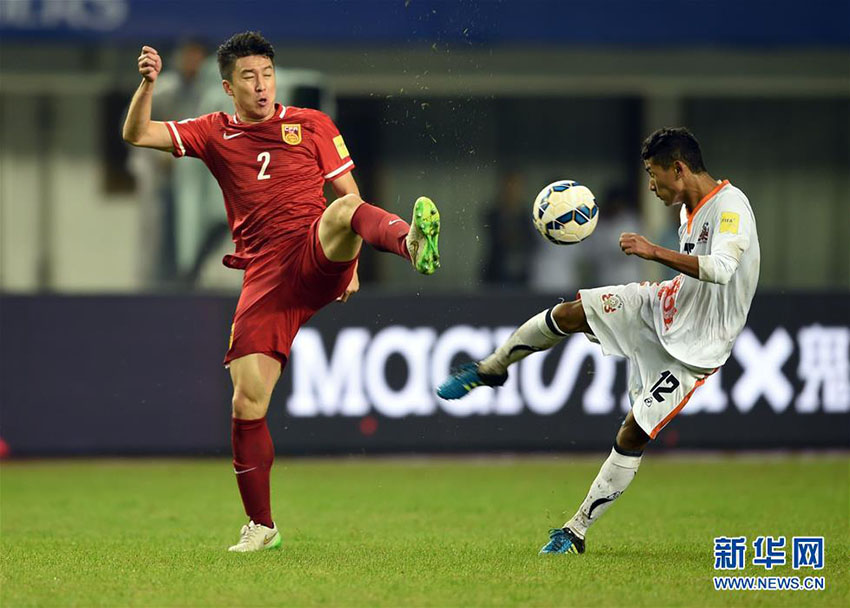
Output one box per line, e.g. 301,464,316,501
719,212,739,234
333,135,350,159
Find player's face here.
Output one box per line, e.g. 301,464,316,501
644,160,683,206
224,55,276,121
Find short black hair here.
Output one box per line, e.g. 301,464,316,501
217,31,275,80
641,127,707,173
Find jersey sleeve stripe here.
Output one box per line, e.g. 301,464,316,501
166,121,186,157
324,159,354,180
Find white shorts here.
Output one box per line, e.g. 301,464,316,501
578,283,715,439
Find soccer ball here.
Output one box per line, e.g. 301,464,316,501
532,180,599,245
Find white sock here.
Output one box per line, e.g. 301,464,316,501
564,447,642,539
479,308,569,375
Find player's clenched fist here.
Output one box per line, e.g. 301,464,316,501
619,232,657,260
137,46,162,83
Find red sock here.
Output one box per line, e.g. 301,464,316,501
231,417,274,528
350,203,411,260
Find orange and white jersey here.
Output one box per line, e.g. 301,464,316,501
650,181,760,369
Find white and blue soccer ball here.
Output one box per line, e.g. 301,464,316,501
532,180,599,245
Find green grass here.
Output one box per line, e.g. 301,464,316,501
1,455,848,607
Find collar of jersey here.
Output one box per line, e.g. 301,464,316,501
232,104,287,125
687,179,730,233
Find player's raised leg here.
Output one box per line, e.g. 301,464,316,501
437,300,590,399
227,353,283,552
318,193,441,275
540,411,648,555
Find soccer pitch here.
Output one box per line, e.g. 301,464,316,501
1,455,847,607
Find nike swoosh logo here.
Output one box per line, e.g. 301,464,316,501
588,491,623,517
223,132,245,140
234,466,257,475
388,219,404,225
263,533,277,545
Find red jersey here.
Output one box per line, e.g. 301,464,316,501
165,103,354,269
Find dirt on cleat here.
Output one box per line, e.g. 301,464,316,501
407,196,441,275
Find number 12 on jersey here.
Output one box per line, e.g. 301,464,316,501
650,370,680,403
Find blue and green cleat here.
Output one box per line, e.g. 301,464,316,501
436,362,507,400
406,196,441,275
539,527,585,555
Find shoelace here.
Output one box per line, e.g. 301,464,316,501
235,522,263,546
448,363,478,379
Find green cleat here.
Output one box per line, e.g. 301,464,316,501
406,196,441,275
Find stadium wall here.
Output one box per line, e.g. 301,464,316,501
1,44,849,293
1,293,847,456
1,85,848,293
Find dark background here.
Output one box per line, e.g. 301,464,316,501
2,292,847,456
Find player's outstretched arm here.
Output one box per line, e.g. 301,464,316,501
619,232,700,279
330,172,361,198
122,46,173,152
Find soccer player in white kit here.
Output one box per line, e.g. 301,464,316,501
437,127,760,554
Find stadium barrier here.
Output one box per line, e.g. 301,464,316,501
3,0,846,47
1,293,848,455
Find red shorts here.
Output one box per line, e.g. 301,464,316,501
224,217,357,367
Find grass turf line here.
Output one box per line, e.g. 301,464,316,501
1,455,847,607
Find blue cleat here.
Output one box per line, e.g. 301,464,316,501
539,527,585,555
436,362,507,400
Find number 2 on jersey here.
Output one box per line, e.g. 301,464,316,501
257,152,271,180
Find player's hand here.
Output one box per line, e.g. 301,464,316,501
138,46,162,83
619,232,657,260
337,269,360,303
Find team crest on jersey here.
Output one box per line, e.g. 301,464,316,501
282,124,302,145
601,293,624,314
657,275,684,331
698,222,710,244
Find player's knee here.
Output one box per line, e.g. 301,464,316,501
616,419,650,453
231,388,270,420
326,193,363,229
552,300,584,334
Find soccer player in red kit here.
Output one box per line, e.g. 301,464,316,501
123,32,441,552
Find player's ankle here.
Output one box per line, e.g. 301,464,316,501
564,519,587,539
478,357,507,378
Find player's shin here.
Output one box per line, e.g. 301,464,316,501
350,202,410,259
232,417,275,529
563,445,642,539
479,308,568,375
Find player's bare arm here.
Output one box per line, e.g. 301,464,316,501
330,171,361,199
122,46,174,152
619,232,700,279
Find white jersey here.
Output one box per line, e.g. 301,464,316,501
645,180,760,369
